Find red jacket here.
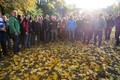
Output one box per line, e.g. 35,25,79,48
23,20,29,32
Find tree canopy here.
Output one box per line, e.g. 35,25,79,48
0,0,39,15
0,0,120,17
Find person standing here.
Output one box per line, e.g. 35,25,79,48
22,15,31,48
0,13,8,58
19,15,25,46
28,16,32,47
57,18,63,40
61,17,67,40
76,17,82,41
105,14,114,41
31,16,41,45
9,10,20,54
42,15,50,43
114,11,120,46
83,15,94,44
94,13,106,47
50,16,58,42
38,16,43,42
67,16,77,42
3,15,11,49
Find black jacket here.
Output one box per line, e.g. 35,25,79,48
42,19,50,30
31,21,41,34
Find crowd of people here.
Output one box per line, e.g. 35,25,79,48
0,10,120,58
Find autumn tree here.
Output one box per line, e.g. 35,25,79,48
0,0,43,16
37,0,80,17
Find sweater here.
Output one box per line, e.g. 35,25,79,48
67,19,77,30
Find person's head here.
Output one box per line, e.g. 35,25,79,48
99,13,103,18
11,10,18,17
58,18,62,22
2,15,7,21
38,15,43,21
51,15,56,21
45,14,49,19
35,15,39,21
25,14,30,21
108,14,112,19
70,16,74,20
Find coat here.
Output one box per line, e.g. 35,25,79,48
9,16,20,34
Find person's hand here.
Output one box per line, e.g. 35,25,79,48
15,32,18,35
50,23,53,25
3,29,6,32
1,28,6,32
0,28,6,31
26,32,28,35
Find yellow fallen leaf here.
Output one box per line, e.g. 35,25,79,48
48,76,52,80
52,72,58,80
30,58,34,61
30,74,39,80
24,73,29,77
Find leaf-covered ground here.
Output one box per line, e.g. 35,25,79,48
0,41,120,80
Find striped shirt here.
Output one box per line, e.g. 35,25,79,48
0,17,3,28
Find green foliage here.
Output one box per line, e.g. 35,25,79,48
0,0,43,16
112,3,120,16
37,0,80,17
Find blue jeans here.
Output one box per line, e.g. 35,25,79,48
68,29,75,42
12,34,20,53
94,30,103,46
24,33,31,48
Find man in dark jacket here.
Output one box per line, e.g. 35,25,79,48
31,16,41,45
105,14,114,41
75,17,84,41
42,15,50,43
94,13,106,47
50,15,58,41
0,13,8,58
115,11,120,46
22,14,31,48
83,15,94,44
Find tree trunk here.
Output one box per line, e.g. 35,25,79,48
0,5,5,15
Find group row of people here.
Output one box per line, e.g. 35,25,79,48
0,10,120,58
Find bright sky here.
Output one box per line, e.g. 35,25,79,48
65,0,117,10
